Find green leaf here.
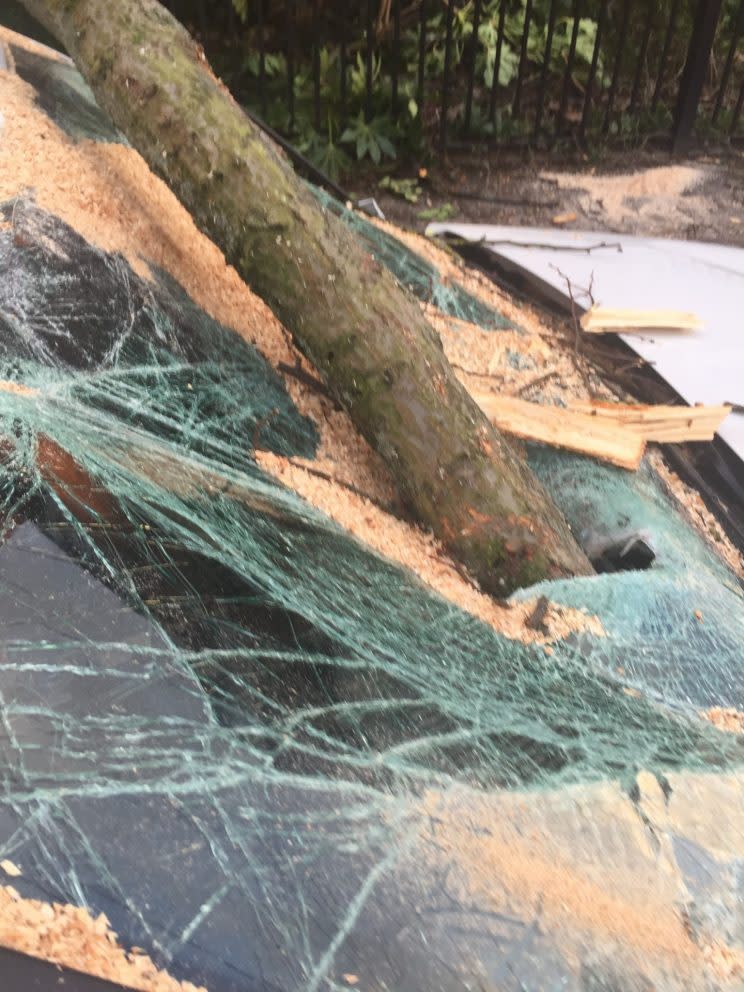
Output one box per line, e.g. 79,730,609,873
417,202,457,222
231,0,248,23
378,177,422,203
575,18,599,66
376,134,397,159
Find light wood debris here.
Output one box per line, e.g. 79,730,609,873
0,884,206,991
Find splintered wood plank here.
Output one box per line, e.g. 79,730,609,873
580,307,703,334
568,400,731,441
472,393,646,471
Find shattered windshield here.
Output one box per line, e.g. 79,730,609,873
0,28,743,992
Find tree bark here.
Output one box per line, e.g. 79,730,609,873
21,0,592,594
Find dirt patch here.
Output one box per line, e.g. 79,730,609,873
361,147,744,247
0,884,205,991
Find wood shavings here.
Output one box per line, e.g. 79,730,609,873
422,303,607,408
552,211,577,226
580,306,703,334
472,392,646,470
418,787,697,969
0,884,206,991
542,165,708,229
0,860,21,877
256,450,603,644
568,400,730,442
648,449,744,579
701,707,744,734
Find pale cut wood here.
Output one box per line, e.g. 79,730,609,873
568,400,731,442
472,393,646,471
580,306,703,334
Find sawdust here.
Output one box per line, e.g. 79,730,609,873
648,449,744,579
415,778,744,987
369,216,612,406
0,31,602,645
369,213,538,330
256,449,603,643
542,165,709,230
423,304,603,408
0,884,205,991
702,940,744,981
418,787,697,968
701,707,744,734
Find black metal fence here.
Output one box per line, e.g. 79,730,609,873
167,0,744,156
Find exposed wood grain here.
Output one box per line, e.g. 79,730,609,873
472,393,646,470
580,307,703,334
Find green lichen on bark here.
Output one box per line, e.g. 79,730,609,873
21,0,592,594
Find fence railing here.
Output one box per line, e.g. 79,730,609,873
166,0,744,161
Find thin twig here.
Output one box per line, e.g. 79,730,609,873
449,361,506,382
547,265,602,399
483,240,622,254
550,264,583,353
442,190,560,209
446,235,623,254
277,360,330,397
516,368,560,397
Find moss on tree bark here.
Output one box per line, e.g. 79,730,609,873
21,0,592,594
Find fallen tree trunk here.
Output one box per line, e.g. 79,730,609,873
21,0,592,594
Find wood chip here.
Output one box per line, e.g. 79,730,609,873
0,885,206,991
568,400,731,442
551,211,577,226
580,307,703,334
472,393,646,470
702,707,744,734
0,859,21,877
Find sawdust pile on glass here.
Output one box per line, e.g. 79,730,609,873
0,881,204,991
0,29,603,643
